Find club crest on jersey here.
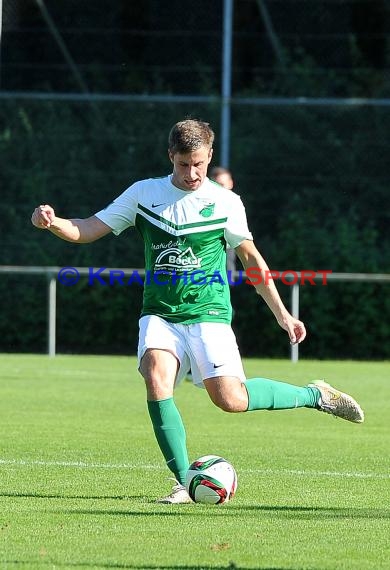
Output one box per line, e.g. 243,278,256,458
155,246,202,272
199,203,215,218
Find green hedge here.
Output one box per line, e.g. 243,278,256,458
1,99,389,358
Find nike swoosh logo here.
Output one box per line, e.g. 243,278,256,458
213,363,224,369
151,202,166,208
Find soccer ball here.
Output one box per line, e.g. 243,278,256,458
185,455,237,504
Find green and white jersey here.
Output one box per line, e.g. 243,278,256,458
95,175,253,324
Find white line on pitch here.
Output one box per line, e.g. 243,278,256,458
0,458,160,470
244,467,390,479
0,458,388,479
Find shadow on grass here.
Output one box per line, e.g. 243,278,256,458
230,505,390,519
58,505,389,520
2,492,388,520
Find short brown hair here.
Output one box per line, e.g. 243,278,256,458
168,119,215,154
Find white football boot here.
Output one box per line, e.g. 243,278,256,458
156,479,192,504
309,380,364,423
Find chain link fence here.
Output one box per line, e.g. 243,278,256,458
2,0,390,96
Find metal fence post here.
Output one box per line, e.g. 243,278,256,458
48,273,57,357
220,0,234,167
290,282,300,362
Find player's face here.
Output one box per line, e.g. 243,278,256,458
169,146,213,191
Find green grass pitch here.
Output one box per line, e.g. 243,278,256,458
0,354,389,569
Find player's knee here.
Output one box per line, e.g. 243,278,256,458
205,378,249,413
213,395,247,413
217,401,240,413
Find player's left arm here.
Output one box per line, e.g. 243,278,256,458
235,239,306,345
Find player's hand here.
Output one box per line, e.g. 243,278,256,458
277,314,306,345
31,204,55,229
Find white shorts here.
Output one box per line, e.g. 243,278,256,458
138,315,246,388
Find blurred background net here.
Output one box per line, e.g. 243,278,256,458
2,0,390,96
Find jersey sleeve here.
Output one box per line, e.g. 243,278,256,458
224,193,253,248
94,184,139,236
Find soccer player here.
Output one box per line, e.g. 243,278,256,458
31,119,364,504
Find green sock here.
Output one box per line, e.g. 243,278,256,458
244,378,320,411
147,398,189,485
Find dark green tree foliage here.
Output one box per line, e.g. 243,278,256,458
1,97,388,358
1,0,389,358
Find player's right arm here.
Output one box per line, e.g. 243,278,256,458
31,204,112,243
